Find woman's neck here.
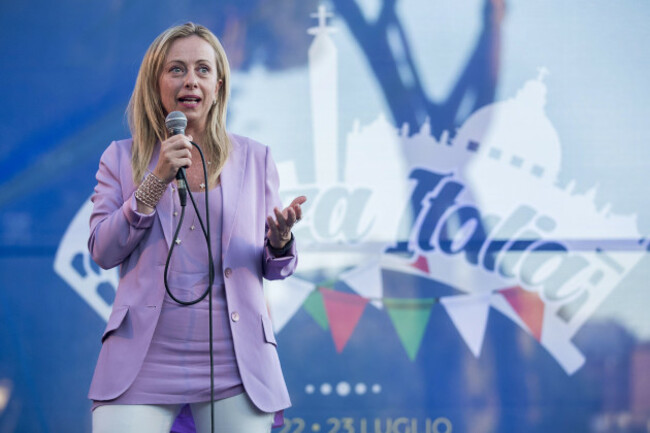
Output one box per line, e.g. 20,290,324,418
185,126,205,143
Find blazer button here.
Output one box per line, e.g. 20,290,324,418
224,268,232,278
231,311,240,322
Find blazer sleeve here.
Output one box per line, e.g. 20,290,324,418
88,141,157,270
262,145,298,280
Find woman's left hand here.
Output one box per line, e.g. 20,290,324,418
267,196,307,249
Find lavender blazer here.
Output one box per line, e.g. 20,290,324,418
87,134,295,413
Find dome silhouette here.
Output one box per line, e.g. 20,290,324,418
455,69,562,182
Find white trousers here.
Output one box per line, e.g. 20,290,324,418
92,393,274,433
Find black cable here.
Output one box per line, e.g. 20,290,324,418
163,141,216,433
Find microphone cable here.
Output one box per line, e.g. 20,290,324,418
163,141,217,433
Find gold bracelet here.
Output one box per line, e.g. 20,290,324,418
135,173,167,208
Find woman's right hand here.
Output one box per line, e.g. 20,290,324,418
152,134,194,183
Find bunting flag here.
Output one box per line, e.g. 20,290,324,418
440,292,492,357
321,288,369,353
265,277,315,332
270,273,548,361
411,255,430,274
385,298,436,361
339,259,384,309
500,286,545,341
303,289,329,330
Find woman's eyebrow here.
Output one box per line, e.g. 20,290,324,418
166,58,214,64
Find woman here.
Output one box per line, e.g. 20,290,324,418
88,22,305,433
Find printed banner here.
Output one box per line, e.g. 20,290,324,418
2,1,650,432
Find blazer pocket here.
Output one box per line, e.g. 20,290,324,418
261,315,277,346
101,305,129,343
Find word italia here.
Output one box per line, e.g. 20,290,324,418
388,168,619,324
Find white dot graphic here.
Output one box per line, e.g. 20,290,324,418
336,382,351,396
307,382,379,397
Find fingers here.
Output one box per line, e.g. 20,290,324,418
155,135,193,182
266,215,279,237
266,214,287,248
267,207,291,235
293,203,303,222
165,134,193,155
285,206,297,227
267,197,307,248
288,195,306,222
274,207,292,236
290,196,307,207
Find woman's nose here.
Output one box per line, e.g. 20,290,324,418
184,71,198,88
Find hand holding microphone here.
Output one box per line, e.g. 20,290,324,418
153,111,192,206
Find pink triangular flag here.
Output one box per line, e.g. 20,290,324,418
411,255,430,274
320,288,369,353
500,286,545,341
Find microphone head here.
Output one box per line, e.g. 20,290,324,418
165,111,187,135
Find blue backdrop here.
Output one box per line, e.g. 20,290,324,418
1,1,650,432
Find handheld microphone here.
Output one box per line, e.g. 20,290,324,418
165,111,188,207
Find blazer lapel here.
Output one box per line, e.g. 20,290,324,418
147,143,175,249
221,136,248,256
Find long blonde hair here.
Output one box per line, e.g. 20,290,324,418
128,22,231,185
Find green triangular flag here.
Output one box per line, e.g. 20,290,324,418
303,290,329,330
385,298,436,361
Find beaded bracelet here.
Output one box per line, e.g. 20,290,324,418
135,173,167,208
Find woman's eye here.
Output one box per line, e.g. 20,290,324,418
170,66,183,73
199,66,210,74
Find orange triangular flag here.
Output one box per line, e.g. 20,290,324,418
500,286,545,341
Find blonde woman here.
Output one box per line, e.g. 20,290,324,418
88,22,305,433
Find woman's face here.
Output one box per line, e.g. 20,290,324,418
159,35,222,135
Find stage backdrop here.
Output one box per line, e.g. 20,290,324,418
1,1,650,432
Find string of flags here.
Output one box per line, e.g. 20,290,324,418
267,276,546,362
